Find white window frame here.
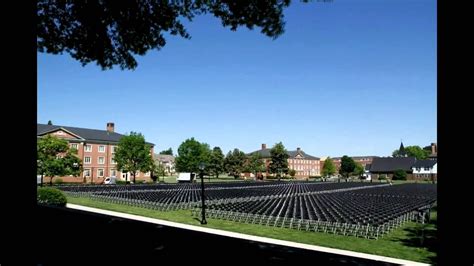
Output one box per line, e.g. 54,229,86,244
83,168,91,177
145,172,150,177
84,156,91,164
110,169,116,177
84,144,92,152
111,157,116,164
71,143,79,150
98,145,106,153
111,146,117,153
98,157,105,164
97,168,105,177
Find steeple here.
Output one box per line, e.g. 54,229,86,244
399,141,407,157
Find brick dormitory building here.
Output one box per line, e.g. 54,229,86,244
247,144,321,179
37,122,154,184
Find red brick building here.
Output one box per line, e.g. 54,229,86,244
331,156,379,171
37,122,155,184
248,144,321,179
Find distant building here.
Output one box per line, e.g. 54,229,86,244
37,122,155,183
154,154,176,175
412,160,437,181
369,157,416,180
331,156,379,171
247,144,321,179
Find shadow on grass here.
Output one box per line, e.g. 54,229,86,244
399,209,438,265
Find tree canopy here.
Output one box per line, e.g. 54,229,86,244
339,155,355,180
392,145,430,160
353,162,365,178
224,148,246,178
208,146,225,178
246,152,266,180
37,135,82,185
37,0,296,70
268,142,289,179
114,132,154,183
321,158,336,179
159,148,173,155
175,138,211,175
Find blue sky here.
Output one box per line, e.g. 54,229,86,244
37,0,436,157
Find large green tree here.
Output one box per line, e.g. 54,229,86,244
321,158,336,181
114,132,154,183
246,153,266,180
38,0,299,70
353,162,365,179
224,149,246,179
37,135,82,186
159,148,173,155
392,169,407,181
175,138,211,176
268,142,289,181
339,155,356,182
392,145,430,159
208,147,225,179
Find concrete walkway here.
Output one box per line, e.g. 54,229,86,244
67,203,430,266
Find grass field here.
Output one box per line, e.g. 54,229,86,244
67,196,437,264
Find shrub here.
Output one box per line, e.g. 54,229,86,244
54,178,64,184
378,174,387,180
392,169,407,180
37,187,67,207
289,169,296,177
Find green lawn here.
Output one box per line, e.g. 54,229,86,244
67,196,437,264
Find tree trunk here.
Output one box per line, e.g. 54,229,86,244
50,176,53,186
133,173,136,183
41,174,44,187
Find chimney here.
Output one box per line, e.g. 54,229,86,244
107,122,115,133
261,144,267,150
431,143,437,154
297,147,301,152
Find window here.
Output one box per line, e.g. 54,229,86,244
84,145,92,152
71,143,79,150
416,167,421,171
98,145,105,153
84,156,91,164
83,169,91,177
145,172,150,177
110,169,116,177
111,157,116,164
424,167,430,171
97,168,104,177
112,146,117,153
98,157,105,164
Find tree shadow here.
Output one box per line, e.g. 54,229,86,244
398,209,438,265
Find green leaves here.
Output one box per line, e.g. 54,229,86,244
115,132,154,183
322,157,336,177
37,1,293,70
175,138,211,174
268,142,289,176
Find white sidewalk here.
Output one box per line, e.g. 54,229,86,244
67,203,430,266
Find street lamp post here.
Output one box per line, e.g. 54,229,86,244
199,162,207,225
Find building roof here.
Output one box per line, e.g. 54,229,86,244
331,156,379,160
369,157,416,172
37,123,154,145
247,148,320,160
412,160,437,168
154,154,175,162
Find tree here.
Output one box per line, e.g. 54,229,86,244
321,158,336,181
246,153,266,180
175,138,211,177
151,161,166,183
339,155,356,182
288,169,296,178
224,149,246,179
37,135,82,186
114,132,154,184
268,142,289,181
208,147,225,179
38,1,296,70
159,148,173,155
353,162,365,180
393,169,407,181
47,120,53,125
392,145,429,160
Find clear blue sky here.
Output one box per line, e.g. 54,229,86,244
37,0,436,157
